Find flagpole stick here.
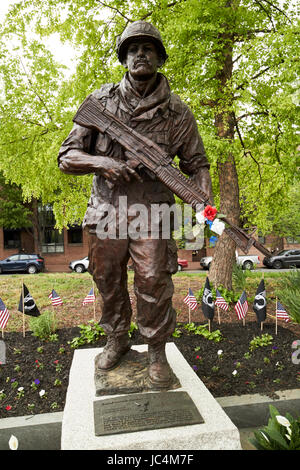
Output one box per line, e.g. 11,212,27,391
188,279,191,324
208,319,211,332
275,297,278,335
217,306,220,325
22,280,25,338
262,272,265,332
92,280,96,322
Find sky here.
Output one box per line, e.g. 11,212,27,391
0,0,16,20
0,0,77,75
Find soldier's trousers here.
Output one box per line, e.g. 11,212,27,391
87,231,178,345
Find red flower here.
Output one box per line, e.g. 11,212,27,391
53,360,59,365
204,205,217,221
5,405,12,411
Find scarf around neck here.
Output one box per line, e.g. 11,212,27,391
118,72,172,121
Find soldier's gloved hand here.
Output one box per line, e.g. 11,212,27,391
98,157,143,184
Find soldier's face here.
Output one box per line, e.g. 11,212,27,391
124,40,162,80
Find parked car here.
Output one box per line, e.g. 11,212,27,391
69,256,89,273
200,253,260,270
0,253,45,274
263,249,300,269
69,256,189,273
177,258,188,271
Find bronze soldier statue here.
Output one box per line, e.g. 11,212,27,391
58,20,213,389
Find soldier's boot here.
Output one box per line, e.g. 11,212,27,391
96,333,130,370
148,342,173,388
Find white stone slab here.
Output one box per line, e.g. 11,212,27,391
61,343,242,450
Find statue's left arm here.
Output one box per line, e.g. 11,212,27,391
169,103,214,204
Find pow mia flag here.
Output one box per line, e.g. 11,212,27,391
253,279,267,324
202,277,215,320
18,284,40,317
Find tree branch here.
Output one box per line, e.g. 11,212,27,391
253,0,276,31
236,58,284,90
140,1,182,20
260,0,292,23
236,111,269,121
233,112,263,191
95,0,185,23
19,57,54,123
95,1,133,22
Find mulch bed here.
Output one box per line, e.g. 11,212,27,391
0,320,299,418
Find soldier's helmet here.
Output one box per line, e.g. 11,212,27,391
116,20,168,65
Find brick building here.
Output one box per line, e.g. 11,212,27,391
0,219,299,272
0,225,88,272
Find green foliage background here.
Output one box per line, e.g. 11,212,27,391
0,0,299,235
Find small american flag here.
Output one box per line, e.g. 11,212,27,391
48,289,63,307
0,298,9,329
276,301,290,322
183,288,198,310
234,291,248,320
215,289,229,311
83,288,95,306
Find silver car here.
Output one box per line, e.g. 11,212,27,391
69,256,89,273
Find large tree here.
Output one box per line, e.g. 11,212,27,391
0,0,298,288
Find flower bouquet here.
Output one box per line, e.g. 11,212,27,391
195,205,226,246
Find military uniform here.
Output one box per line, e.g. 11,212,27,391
58,72,209,345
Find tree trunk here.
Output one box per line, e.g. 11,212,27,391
209,144,240,290
31,198,42,254
209,30,241,290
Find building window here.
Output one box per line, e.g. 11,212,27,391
3,229,21,249
258,234,265,244
286,236,300,244
39,205,64,253
68,225,83,244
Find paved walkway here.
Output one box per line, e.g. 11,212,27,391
239,428,257,450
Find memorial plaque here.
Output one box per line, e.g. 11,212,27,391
93,391,204,436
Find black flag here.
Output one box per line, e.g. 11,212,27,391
253,279,267,323
202,277,215,320
18,284,40,317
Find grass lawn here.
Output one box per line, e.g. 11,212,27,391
0,270,296,333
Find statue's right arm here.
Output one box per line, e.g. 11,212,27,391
58,124,142,183
59,148,109,175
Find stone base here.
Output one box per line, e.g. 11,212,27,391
61,344,242,450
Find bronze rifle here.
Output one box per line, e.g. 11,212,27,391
73,94,272,258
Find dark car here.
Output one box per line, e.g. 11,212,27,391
0,254,45,274
263,249,300,269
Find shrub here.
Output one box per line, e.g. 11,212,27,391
276,269,300,323
68,320,106,349
29,310,58,341
249,334,273,351
183,322,223,343
250,405,300,450
195,285,240,304
232,264,248,292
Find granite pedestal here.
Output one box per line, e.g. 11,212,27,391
61,343,242,450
